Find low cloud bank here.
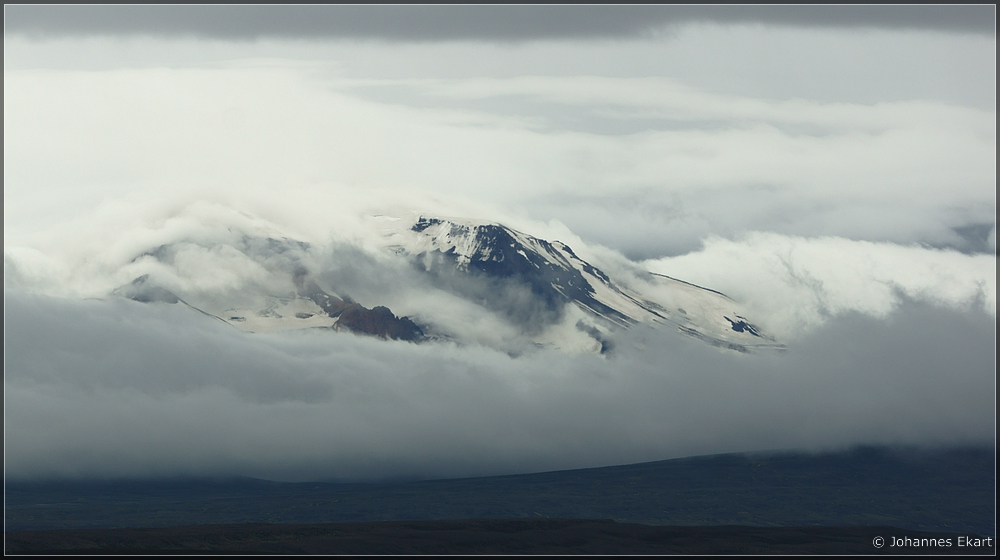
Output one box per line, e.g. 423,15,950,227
4,291,993,482
643,232,996,341
5,198,994,344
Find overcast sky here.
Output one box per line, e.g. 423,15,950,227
4,5,996,482
6,5,996,40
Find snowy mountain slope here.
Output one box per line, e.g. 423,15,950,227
108,216,781,353
116,234,422,340
381,216,783,353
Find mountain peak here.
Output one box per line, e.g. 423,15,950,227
110,215,782,354
401,216,782,353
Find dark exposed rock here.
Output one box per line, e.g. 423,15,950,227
411,218,641,328
724,315,762,337
293,269,422,341
315,293,353,317
336,304,423,341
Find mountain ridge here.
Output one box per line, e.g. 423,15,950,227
110,215,783,353
391,216,782,352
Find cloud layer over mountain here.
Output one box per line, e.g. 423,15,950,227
5,291,994,482
3,201,995,482
5,59,994,263
4,8,995,482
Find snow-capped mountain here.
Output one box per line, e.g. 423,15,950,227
379,216,782,353
110,215,781,354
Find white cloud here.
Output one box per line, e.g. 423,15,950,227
3,27,995,483
5,59,993,265
4,292,993,482
644,233,996,340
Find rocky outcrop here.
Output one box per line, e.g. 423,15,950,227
294,270,422,341
335,304,423,341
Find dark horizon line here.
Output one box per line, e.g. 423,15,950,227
5,442,994,486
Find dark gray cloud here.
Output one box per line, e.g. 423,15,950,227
4,290,994,482
4,5,994,41
951,223,998,255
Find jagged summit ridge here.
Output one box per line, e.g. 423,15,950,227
408,217,634,327
396,216,783,352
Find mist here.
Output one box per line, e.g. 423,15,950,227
4,290,993,483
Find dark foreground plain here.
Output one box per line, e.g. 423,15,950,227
6,446,995,553
5,520,996,555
